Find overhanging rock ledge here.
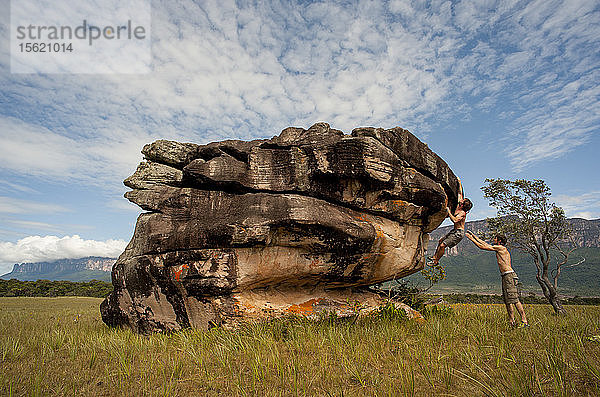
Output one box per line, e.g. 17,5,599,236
101,123,459,333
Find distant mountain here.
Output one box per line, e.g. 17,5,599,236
1,257,115,282
418,218,600,296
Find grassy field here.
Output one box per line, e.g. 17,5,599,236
1,298,599,396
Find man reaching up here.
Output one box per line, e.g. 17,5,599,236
430,178,472,265
466,231,529,328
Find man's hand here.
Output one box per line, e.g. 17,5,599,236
446,207,452,216
465,232,493,251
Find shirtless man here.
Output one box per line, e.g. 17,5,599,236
466,231,529,328
430,178,472,265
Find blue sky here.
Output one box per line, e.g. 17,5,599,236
1,0,599,273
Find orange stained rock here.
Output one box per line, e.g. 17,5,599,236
238,302,257,313
231,296,243,314
285,298,322,314
353,214,370,223
172,264,189,281
361,247,385,261
391,200,407,207
309,258,321,268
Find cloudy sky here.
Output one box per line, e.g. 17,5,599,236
1,0,599,273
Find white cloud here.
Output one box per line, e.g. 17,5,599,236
0,116,151,189
5,220,63,232
490,1,600,169
0,0,598,182
106,198,141,212
0,235,127,274
467,205,498,222
572,211,596,220
0,179,38,194
555,192,600,220
0,117,84,176
0,196,68,214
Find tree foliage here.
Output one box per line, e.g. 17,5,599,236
421,262,446,291
0,279,112,298
482,178,574,314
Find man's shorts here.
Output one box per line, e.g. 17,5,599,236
502,271,520,304
440,228,465,248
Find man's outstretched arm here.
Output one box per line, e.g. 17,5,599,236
466,231,495,251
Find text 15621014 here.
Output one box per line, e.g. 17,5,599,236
18,43,73,52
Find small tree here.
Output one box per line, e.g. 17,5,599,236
482,178,575,314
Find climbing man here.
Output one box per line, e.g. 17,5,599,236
465,231,529,328
429,178,472,265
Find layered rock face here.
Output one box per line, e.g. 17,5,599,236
101,123,459,333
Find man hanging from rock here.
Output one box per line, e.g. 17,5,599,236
429,178,472,265
465,231,529,328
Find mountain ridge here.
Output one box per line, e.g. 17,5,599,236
1,257,115,282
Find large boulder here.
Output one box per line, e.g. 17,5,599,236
101,123,459,333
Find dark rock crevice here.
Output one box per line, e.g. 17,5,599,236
173,177,435,226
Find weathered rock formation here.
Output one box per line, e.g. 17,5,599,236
101,123,460,333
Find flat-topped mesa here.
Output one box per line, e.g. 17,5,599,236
101,123,460,333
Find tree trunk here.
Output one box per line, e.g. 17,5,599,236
536,274,566,314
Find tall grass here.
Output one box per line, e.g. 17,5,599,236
1,297,599,396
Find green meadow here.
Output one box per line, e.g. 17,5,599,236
1,297,599,396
